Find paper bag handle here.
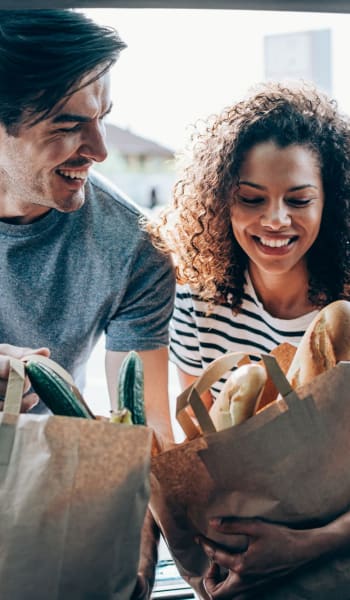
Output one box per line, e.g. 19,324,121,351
0,358,26,465
3,358,26,416
260,353,318,433
176,350,313,440
261,354,302,409
176,352,250,438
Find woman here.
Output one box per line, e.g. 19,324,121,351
152,81,350,597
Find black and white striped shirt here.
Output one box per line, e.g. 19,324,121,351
170,272,318,399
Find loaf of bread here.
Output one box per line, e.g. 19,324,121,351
209,363,267,430
286,299,350,388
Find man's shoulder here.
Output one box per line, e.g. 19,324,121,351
86,170,143,219
83,171,166,259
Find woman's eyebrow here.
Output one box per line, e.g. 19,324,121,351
238,181,318,191
288,184,318,191
238,181,267,190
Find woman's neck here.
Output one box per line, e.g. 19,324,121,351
248,263,316,319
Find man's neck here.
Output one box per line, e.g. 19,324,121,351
0,200,51,225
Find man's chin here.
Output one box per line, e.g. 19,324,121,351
55,192,86,213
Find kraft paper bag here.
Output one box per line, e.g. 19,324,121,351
150,351,350,599
0,358,153,600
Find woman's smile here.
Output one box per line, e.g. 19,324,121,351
231,141,324,277
252,234,298,254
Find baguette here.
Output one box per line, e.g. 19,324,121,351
209,363,267,430
286,299,350,388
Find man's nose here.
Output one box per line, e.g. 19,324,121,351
79,123,108,163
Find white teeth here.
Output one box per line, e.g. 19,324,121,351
259,237,291,248
58,170,88,180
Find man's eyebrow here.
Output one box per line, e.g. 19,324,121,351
52,103,113,124
238,181,318,191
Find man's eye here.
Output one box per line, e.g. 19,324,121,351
57,124,81,133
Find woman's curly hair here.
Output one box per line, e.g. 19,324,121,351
150,81,350,312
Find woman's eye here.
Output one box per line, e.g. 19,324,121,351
286,198,312,207
237,195,264,205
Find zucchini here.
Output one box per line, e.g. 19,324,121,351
116,351,146,425
26,361,94,419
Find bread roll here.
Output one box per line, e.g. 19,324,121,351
286,300,350,388
209,363,267,430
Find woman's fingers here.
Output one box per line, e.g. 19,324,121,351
209,517,259,535
198,536,246,573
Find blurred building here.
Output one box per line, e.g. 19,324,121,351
95,122,176,209
264,29,332,94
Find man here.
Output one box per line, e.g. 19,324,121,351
0,9,175,598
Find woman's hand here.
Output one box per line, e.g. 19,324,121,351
198,518,318,599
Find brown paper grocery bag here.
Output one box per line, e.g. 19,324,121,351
150,352,350,599
0,358,153,600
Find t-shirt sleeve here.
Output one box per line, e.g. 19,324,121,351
169,284,203,376
105,236,175,352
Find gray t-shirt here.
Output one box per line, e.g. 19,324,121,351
0,171,175,395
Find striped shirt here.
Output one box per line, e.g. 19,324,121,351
170,272,318,399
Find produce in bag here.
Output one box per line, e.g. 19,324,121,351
110,350,146,425
209,362,267,430
150,300,350,599
25,355,94,418
0,356,152,600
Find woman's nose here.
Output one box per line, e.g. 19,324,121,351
260,203,291,229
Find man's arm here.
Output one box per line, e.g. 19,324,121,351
105,347,173,442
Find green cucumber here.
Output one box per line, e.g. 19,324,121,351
26,361,94,419
117,351,146,425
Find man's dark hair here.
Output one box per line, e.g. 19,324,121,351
0,10,127,133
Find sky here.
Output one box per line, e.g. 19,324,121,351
84,8,350,152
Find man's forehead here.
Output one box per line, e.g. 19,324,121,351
49,72,112,121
